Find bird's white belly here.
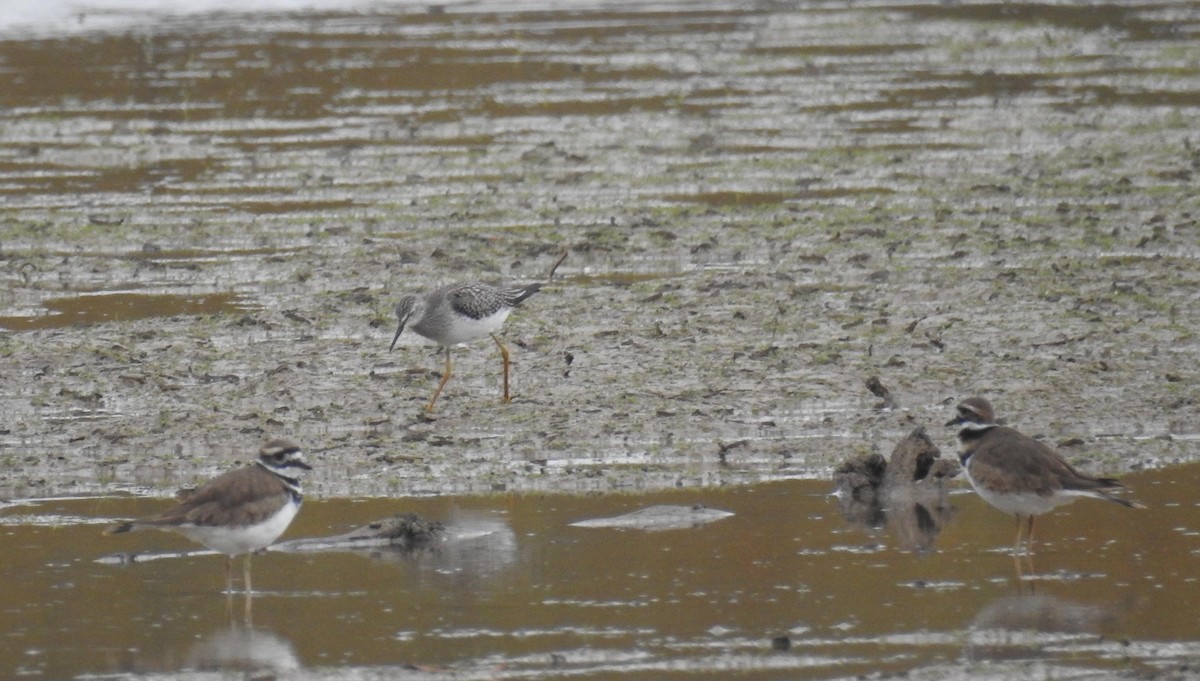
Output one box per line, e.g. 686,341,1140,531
434,309,511,346
964,466,1070,517
178,501,300,556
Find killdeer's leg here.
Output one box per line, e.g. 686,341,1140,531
242,555,254,624
1025,516,1036,553
1025,543,1037,586
491,333,511,402
426,347,453,412
1013,515,1026,556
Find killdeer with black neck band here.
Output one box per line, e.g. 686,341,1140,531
947,397,1142,554
107,438,311,593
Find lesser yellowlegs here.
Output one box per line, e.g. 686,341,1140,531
106,438,311,594
947,397,1141,555
390,281,543,412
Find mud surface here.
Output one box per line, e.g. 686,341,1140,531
1,2,1198,503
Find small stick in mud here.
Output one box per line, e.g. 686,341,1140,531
546,247,570,280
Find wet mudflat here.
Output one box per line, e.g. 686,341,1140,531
3,464,1200,680
0,0,1199,678
0,0,1198,499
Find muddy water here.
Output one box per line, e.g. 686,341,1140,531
2,0,1200,501
0,1,1199,677
1,464,1198,680
1,0,1199,501
0,292,248,331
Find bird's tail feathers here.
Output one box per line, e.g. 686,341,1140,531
1096,487,1146,510
508,282,543,306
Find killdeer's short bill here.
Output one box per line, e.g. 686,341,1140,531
107,438,311,593
947,397,1142,553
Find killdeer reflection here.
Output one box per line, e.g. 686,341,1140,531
947,397,1141,554
390,281,543,412
107,438,311,593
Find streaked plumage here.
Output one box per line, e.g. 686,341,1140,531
107,438,311,592
390,281,542,411
947,397,1141,553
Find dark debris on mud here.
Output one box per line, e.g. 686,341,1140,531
0,1,1198,501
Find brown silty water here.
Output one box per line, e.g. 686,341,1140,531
2,464,1199,679
0,0,1198,679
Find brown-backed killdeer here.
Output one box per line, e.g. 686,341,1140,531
947,397,1141,553
390,281,543,412
107,438,311,593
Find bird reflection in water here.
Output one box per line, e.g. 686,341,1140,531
966,591,1118,663
185,619,300,674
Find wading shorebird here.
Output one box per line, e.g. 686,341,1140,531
389,250,567,413
106,438,311,593
947,397,1142,554
390,281,542,412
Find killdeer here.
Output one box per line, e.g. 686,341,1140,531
947,397,1141,553
107,438,311,593
390,281,543,412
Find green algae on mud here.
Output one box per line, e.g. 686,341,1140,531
0,0,1197,503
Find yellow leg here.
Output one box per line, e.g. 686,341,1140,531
224,555,234,594
491,333,511,403
425,347,453,412
243,552,253,594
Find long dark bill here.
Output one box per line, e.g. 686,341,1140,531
389,320,406,352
